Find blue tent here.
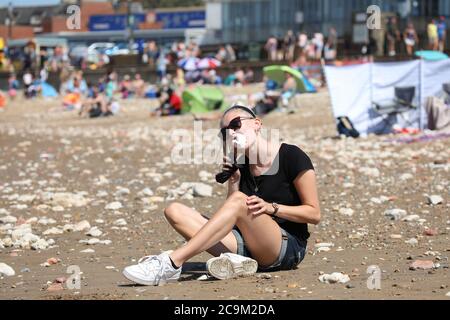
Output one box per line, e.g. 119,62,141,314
415,50,449,61
41,82,58,97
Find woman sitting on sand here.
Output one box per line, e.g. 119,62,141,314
123,105,321,285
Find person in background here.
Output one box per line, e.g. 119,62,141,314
298,33,308,56
132,74,145,98
386,17,401,56
225,44,236,63
8,73,19,100
281,72,297,108
23,70,33,98
174,68,186,93
216,46,227,62
152,85,181,117
403,22,419,56
105,71,117,101
119,74,133,99
244,67,254,84
437,16,447,52
428,19,439,51
324,27,338,61
312,33,324,60
265,36,278,61
284,30,296,62
156,53,169,82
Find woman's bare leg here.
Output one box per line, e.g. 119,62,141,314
169,191,282,268
164,202,238,257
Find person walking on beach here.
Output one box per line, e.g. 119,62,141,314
428,19,439,51
123,105,321,285
403,22,419,56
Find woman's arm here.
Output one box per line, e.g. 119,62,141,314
247,169,321,225
275,169,321,224
223,155,241,198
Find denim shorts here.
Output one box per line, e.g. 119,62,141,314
231,226,307,272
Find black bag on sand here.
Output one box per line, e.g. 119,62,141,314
337,116,360,138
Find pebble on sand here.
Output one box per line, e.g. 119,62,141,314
384,209,407,221
0,262,15,277
409,260,435,270
427,195,443,205
105,202,123,210
319,272,350,284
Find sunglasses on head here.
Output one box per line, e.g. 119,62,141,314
219,116,255,141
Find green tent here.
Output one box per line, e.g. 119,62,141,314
263,65,308,93
182,86,226,114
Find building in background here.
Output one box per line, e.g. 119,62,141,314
204,0,450,45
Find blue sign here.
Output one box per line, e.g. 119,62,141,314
89,14,146,31
156,11,205,29
88,11,205,31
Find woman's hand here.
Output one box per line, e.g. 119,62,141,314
223,155,240,184
246,195,274,216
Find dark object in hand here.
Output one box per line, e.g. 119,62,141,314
215,164,240,184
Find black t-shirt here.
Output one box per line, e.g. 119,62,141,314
238,143,314,241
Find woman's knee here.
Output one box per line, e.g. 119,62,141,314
226,191,248,213
164,202,186,223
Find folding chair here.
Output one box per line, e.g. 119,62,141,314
372,86,418,132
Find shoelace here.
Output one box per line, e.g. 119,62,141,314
137,255,167,285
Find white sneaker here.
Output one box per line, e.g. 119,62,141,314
122,251,181,286
206,253,258,280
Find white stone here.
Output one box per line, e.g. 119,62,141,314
40,192,89,208
63,224,75,232
138,188,154,197
105,201,123,210
43,227,64,235
38,217,57,225
339,208,354,216
384,209,407,221
314,242,335,249
74,220,91,232
0,215,17,224
319,272,350,284
370,196,389,204
399,173,413,181
96,190,108,198
192,183,213,197
405,238,419,246
0,263,15,277
2,237,13,247
31,239,49,250
52,205,65,212
115,187,130,197
87,238,100,245
402,215,420,222
86,227,102,237
80,249,95,253
11,226,32,241
427,195,443,205
22,233,40,243
113,218,127,226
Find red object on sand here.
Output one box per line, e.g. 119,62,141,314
170,94,182,111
